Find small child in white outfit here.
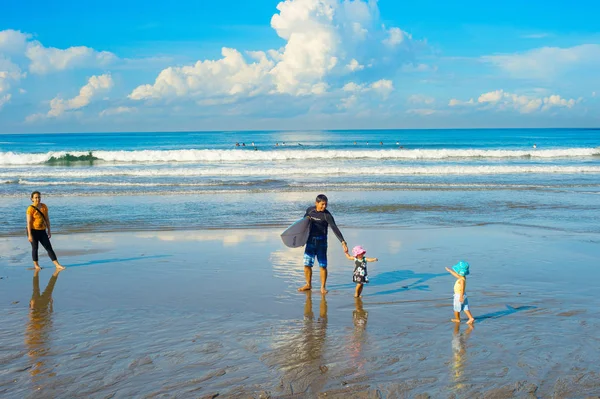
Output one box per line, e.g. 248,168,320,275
445,261,475,324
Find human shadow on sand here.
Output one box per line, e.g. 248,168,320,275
66,255,169,268
475,305,537,323
331,269,445,297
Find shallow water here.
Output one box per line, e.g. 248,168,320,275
2,129,600,236
1,226,599,398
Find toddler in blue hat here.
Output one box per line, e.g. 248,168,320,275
445,261,475,324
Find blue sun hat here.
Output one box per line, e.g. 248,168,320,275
452,261,470,276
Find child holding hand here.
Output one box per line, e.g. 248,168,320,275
445,261,475,324
346,246,378,297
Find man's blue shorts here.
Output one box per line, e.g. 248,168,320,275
304,236,328,268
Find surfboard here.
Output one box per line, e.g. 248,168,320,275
281,217,311,248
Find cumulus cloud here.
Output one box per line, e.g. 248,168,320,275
0,29,117,76
449,89,579,113
0,57,24,110
482,44,600,79
0,30,30,53
346,58,364,71
338,78,393,109
26,43,117,74
129,48,274,100
29,74,113,119
129,0,415,102
383,27,411,47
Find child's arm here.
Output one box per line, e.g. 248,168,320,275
445,267,461,279
344,253,355,260
365,257,378,262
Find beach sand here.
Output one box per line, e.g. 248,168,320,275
1,225,600,398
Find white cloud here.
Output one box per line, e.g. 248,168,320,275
42,74,113,118
408,94,435,105
129,0,415,103
450,89,579,113
129,48,274,100
448,98,474,106
0,30,30,53
483,44,600,79
338,78,393,109
1,28,118,80
0,93,11,110
99,106,137,117
342,81,366,92
346,58,364,71
371,79,393,97
383,27,410,47
26,42,117,74
0,57,24,109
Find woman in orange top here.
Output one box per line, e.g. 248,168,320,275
26,191,64,270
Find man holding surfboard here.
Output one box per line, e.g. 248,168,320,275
298,194,348,294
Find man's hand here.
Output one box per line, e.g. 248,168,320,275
342,241,348,254
28,235,33,243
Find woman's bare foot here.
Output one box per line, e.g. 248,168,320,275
451,318,461,323
321,287,328,294
53,261,65,271
33,263,42,270
354,294,361,298
298,284,312,292
466,318,475,324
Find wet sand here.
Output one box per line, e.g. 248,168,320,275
1,226,600,398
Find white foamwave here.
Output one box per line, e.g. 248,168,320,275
16,180,257,187
1,147,599,165
2,165,600,179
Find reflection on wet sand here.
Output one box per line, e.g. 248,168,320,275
349,297,368,372
264,291,328,396
25,269,62,385
451,322,473,392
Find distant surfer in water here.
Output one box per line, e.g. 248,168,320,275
298,194,348,294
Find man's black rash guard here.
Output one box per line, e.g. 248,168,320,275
304,206,345,242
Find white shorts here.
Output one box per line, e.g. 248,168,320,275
453,293,469,312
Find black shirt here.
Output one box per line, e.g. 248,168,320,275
304,206,345,243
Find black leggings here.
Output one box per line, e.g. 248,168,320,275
30,229,57,262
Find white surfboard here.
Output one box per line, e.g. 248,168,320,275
281,217,311,248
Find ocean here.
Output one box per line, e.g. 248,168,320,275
1,128,599,236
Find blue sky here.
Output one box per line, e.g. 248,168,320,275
1,0,599,133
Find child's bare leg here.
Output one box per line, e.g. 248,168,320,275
320,267,328,294
451,311,461,323
464,310,475,324
355,284,363,297
53,260,65,270
298,266,312,291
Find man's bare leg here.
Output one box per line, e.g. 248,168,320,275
298,266,312,291
320,267,328,294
